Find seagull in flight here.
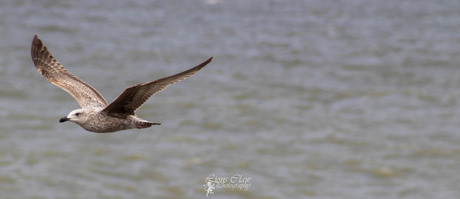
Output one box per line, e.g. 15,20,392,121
31,35,212,133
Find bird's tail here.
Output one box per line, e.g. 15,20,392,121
136,120,161,129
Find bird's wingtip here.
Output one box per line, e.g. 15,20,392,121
33,34,39,41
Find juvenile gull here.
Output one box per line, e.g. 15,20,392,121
31,35,212,133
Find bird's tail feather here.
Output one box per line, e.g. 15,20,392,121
136,121,161,129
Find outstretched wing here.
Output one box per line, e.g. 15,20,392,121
102,57,213,118
31,35,108,108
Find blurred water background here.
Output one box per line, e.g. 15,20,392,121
1,0,460,198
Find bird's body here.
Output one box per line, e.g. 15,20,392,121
31,35,212,133
59,107,157,133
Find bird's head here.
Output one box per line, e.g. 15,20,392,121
59,109,88,125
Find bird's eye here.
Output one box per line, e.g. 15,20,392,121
75,113,80,116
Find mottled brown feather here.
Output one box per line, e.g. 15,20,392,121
31,35,108,108
103,57,213,118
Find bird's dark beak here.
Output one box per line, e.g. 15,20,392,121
59,117,69,123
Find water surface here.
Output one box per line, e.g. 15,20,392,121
1,0,460,198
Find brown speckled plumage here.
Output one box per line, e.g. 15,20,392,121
31,35,212,133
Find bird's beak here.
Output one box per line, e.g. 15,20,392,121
59,117,69,123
